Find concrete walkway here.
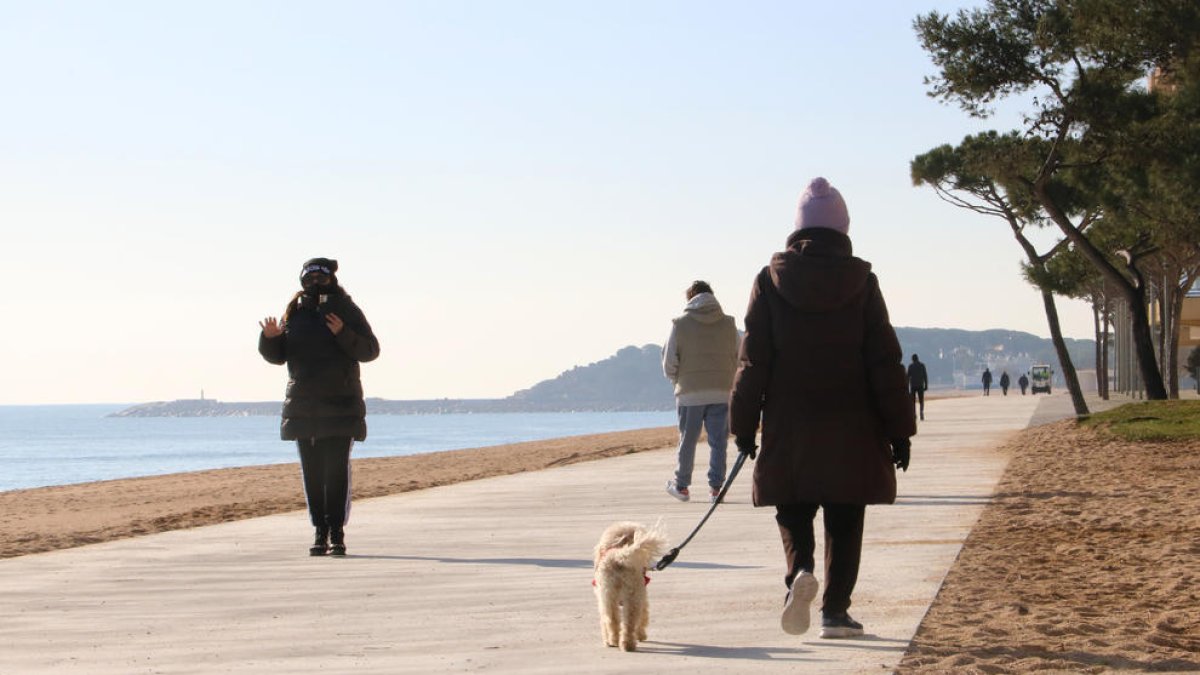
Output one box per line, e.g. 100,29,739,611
2,393,1082,673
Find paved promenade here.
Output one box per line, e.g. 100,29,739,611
2,393,1085,673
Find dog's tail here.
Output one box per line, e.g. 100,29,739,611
608,524,669,570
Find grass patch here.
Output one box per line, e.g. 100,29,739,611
1079,400,1200,442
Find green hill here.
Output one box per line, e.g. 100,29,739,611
507,345,673,410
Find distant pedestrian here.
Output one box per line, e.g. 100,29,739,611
999,371,1010,396
907,354,929,421
981,367,992,396
662,281,740,504
258,257,380,557
730,177,915,640
1018,373,1029,395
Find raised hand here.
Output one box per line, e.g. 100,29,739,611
259,317,283,338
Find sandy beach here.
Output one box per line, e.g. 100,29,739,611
897,417,1200,673
5,403,1199,672
1,426,677,560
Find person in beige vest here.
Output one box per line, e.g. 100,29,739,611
662,280,740,503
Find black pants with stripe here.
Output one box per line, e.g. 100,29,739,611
775,503,866,616
296,437,353,528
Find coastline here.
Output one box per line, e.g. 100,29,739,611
2,425,676,560
5,396,1198,670
3,392,974,558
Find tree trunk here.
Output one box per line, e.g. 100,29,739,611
1127,292,1168,399
1168,281,1187,399
1034,186,1168,399
1092,303,1105,399
1158,277,1170,390
1042,290,1089,416
1100,298,1111,400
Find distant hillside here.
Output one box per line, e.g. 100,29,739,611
895,327,1097,389
508,344,674,410
112,329,1099,417
112,344,675,417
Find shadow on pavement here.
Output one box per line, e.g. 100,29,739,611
895,493,994,506
636,640,812,661
344,554,757,570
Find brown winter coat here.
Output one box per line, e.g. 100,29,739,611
730,228,915,506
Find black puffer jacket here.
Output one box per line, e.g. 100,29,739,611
258,290,380,441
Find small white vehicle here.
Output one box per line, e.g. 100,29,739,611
1030,365,1052,394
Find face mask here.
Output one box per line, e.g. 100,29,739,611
301,274,331,294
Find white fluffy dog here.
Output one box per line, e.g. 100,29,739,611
592,521,668,651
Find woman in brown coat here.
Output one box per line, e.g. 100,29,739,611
730,177,915,639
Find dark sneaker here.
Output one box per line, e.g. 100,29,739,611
781,571,818,634
666,480,690,502
820,611,864,639
309,526,329,557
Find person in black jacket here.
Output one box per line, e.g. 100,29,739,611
907,354,929,420
259,257,380,556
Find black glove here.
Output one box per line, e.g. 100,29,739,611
736,436,758,460
891,438,911,472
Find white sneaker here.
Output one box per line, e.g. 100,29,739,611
665,480,690,502
781,572,818,635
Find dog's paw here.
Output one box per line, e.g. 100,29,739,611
620,640,637,652
637,629,647,641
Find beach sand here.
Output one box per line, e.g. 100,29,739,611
897,420,1200,673
5,414,1198,671
2,426,676,560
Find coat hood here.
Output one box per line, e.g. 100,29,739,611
683,292,728,323
768,228,871,312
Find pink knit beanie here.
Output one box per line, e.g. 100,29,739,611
795,177,850,234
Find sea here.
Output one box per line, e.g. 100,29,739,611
0,405,677,493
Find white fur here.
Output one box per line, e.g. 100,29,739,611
592,521,668,651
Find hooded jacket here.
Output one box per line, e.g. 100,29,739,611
662,292,740,406
258,289,380,441
730,228,915,506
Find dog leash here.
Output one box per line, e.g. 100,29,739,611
653,450,749,571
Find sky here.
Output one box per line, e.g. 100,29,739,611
0,1,1098,405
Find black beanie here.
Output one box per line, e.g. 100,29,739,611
300,257,338,279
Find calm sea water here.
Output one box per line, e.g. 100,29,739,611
0,405,676,492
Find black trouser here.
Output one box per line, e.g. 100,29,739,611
775,503,866,615
911,388,925,418
297,437,353,528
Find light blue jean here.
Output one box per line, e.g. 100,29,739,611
673,403,729,490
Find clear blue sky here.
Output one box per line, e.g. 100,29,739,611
1,1,1094,404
